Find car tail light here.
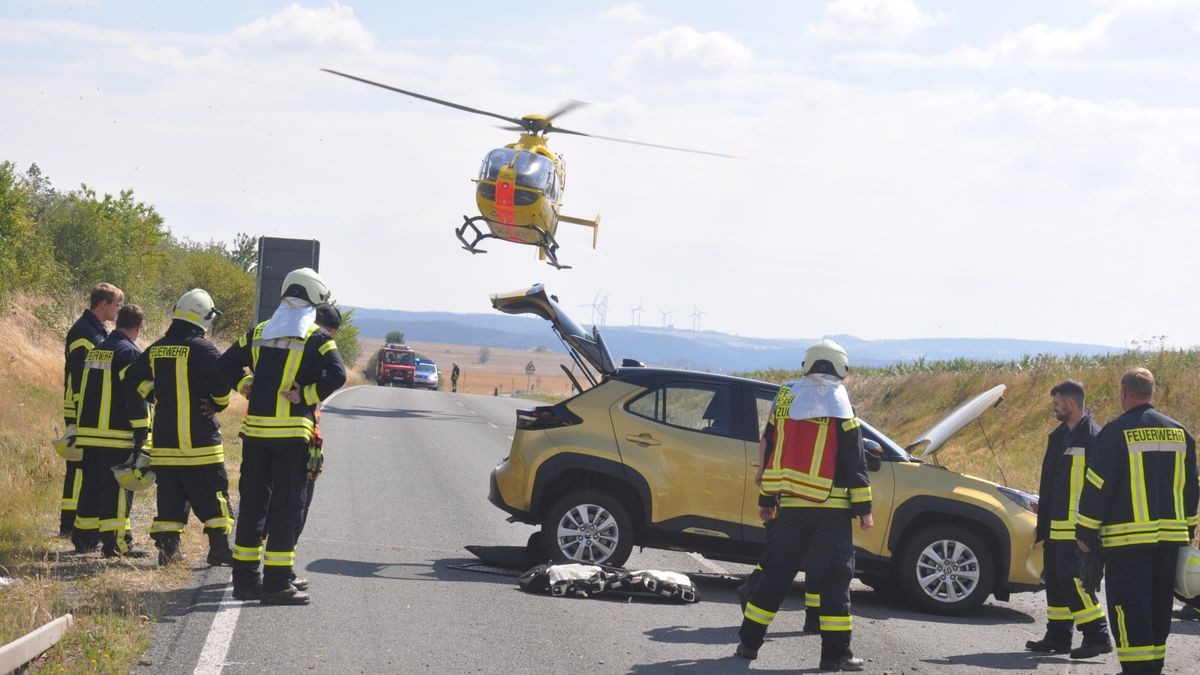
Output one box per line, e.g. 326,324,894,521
516,404,582,430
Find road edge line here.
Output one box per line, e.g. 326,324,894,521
193,585,239,675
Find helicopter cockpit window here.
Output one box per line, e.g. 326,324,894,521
515,152,553,192
479,148,517,181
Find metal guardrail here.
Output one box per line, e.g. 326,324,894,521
0,614,73,675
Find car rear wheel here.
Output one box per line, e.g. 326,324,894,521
897,524,995,615
541,490,633,567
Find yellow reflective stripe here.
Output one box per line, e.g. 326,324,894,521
743,602,776,626
804,592,820,608
174,356,190,449
1085,468,1104,490
61,467,83,510
233,544,263,562
137,380,154,398
1188,514,1198,527
69,337,95,353
1116,645,1165,663
809,418,829,477
118,364,130,381
1076,514,1102,529
211,390,232,406
150,520,186,534
75,426,135,439
841,417,860,431
319,340,337,355
130,418,150,429
99,518,130,532
1100,518,1188,534
1068,454,1084,520
73,516,100,530
244,415,315,429
99,357,112,431
277,343,304,417
204,516,233,531
819,615,852,632
849,486,871,503
1074,605,1105,625
303,383,319,406
75,437,136,449
1130,453,1150,523
263,550,296,567
1046,605,1072,621
1115,605,1128,648
1174,451,1185,520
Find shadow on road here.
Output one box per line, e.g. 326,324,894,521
922,651,1065,670
627,656,791,674
643,624,807,646
305,556,521,587
322,404,484,424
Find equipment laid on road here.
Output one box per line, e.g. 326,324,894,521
321,68,731,269
517,562,700,603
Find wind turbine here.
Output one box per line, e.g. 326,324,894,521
630,300,644,327
598,294,610,327
688,305,706,333
579,291,603,327
659,308,673,328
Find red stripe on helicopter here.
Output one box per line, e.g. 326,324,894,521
495,180,515,225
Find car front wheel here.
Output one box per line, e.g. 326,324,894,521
897,524,995,615
541,490,633,567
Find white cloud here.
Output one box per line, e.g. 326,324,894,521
804,0,949,43
619,26,754,76
597,3,655,24
231,2,375,51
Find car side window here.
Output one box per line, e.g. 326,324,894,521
628,383,734,438
753,388,776,441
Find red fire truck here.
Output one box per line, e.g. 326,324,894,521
376,343,416,387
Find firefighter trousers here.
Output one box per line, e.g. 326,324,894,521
74,448,136,550
1104,545,1179,674
232,439,309,593
740,518,823,630
1043,539,1108,640
60,458,83,534
149,465,233,546
740,508,855,660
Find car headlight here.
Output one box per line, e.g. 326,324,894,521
997,486,1038,513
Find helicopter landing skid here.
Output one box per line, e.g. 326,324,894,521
455,215,571,270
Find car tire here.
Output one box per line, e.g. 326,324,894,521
896,524,995,615
541,490,634,567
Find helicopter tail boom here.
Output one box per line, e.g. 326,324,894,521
557,213,601,249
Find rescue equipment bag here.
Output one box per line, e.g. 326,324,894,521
517,563,700,603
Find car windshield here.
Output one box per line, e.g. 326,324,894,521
417,364,436,373
859,419,913,461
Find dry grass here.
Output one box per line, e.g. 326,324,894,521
0,294,249,673
355,338,576,397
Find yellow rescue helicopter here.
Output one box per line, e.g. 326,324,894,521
322,68,732,269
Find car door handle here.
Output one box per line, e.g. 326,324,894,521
625,433,661,446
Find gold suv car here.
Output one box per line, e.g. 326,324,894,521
487,284,1043,615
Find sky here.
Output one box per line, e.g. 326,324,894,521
3,0,1200,349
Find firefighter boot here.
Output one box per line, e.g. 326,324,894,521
157,534,185,566
261,586,311,606
232,583,263,601
733,644,758,660
206,533,234,567
1070,626,1113,660
818,653,865,672
289,572,310,591
1025,635,1071,654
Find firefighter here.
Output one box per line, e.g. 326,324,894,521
451,362,460,392
72,304,149,557
1026,380,1112,657
219,268,346,605
1076,367,1198,674
60,282,123,538
126,289,235,567
736,339,872,672
298,303,342,541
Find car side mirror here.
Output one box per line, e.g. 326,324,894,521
864,439,882,472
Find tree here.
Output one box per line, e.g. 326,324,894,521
478,346,491,364
335,308,361,369
229,232,258,273
385,330,405,344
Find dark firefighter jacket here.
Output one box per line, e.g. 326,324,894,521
1036,414,1101,542
1076,403,1199,549
217,321,346,446
63,310,107,425
125,321,232,467
759,404,871,516
74,331,149,450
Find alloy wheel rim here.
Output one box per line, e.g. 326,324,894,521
556,503,619,563
914,538,981,603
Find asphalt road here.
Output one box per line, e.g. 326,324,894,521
141,385,1200,674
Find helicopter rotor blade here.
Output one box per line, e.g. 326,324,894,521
545,100,588,123
547,125,739,158
321,68,527,128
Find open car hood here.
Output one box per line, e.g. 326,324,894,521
905,384,1006,459
490,283,617,377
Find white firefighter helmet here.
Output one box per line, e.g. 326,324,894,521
112,451,156,492
281,267,333,306
1177,543,1200,599
803,339,850,379
173,289,221,333
52,425,82,461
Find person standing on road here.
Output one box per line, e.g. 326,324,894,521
1076,367,1198,675
72,304,150,557
219,268,346,606
451,362,460,392
1027,380,1113,657
736,339,872,672
126,289,236,567
60,282,123,537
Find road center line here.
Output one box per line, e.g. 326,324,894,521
193,585,239,675
488,422,499,429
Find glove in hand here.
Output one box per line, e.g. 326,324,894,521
1080,547,1104,595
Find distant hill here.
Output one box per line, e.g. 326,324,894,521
348,307,1121,372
